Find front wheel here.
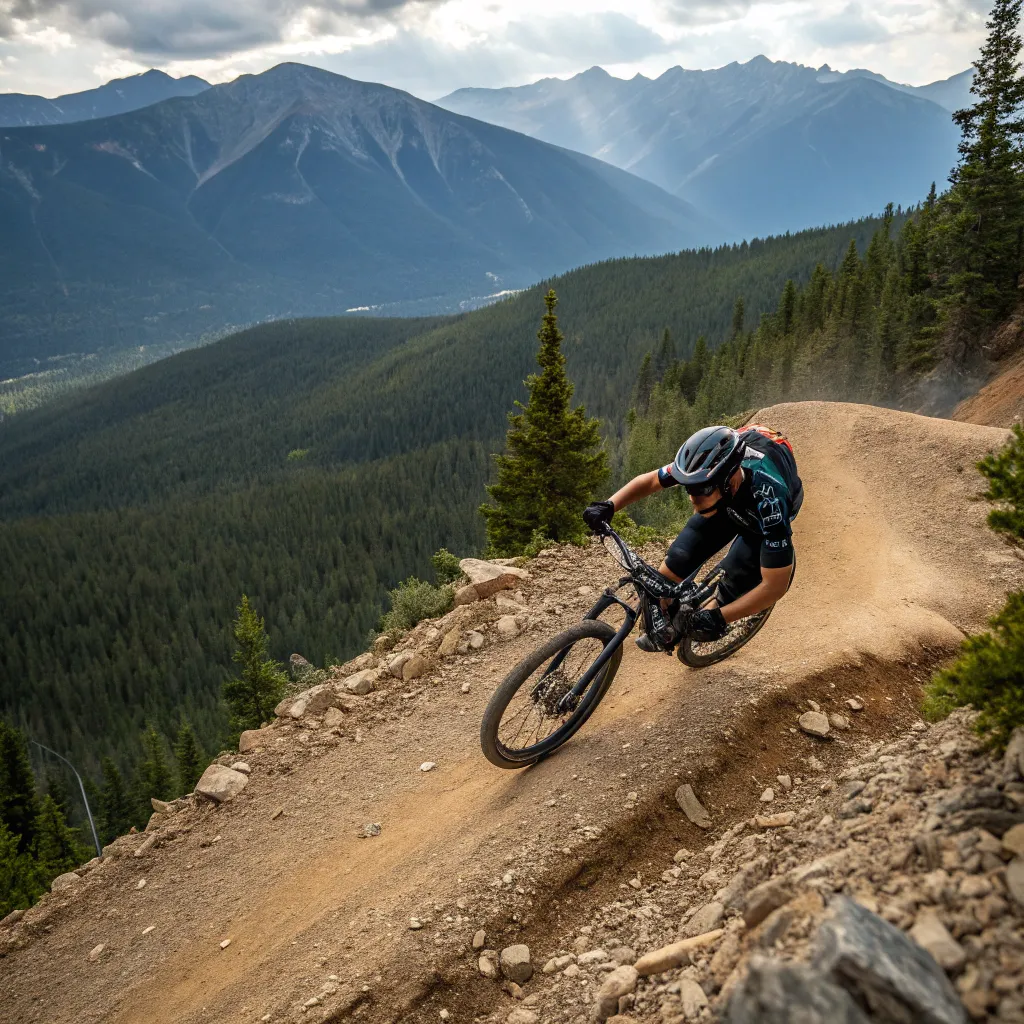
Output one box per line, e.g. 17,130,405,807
480,619,623,769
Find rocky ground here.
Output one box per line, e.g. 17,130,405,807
475,708,1024,1024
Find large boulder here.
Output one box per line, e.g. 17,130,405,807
195,765,249,804
402,655,428,681
459,558,531,600
238,728,266,753
334,651,376,676
387,651,414,678
344,669,378,695
799,711,831,738
50,872,81,893
289,653,314,680
725,957,872,1024
499,944,533,983
293,683,340,717
811,896,967,1024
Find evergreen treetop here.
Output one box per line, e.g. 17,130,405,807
135,727,172,816
480,290,609,554
33,795,85,878
0,721,40,854
222,596,288,733
173,721,205,795
98,757,134,844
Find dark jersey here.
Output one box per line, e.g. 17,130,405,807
657,425,803,568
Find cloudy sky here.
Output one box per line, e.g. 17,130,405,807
0,0,992,100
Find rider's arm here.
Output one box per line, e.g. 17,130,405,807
607,470,663,510
719,564,792,622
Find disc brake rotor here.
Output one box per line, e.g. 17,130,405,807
534,669,576,716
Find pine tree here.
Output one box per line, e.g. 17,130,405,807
980,423,1024,540
173,721,204,794
33,795,85,879
653,328,677,379
135,726,172,814
632,352,655,414
730,297,746,340
98,757,133,843
45,771,71,822
680,336,709,403
779,280,797,335
942,0,1024,339
0,821,42,918
0,720,40,854
222,596,288,732
480,290,609,554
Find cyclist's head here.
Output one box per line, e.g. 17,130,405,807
673,426,745,513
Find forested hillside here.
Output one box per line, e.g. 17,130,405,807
0,217,890,779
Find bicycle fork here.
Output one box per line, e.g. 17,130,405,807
548,586,638,715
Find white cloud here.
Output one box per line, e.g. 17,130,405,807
0,0,991,99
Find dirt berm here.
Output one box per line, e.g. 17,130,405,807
2,401,1022,1024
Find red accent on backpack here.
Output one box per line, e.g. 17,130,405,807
745,424,794,455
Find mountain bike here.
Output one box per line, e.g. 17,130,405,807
480,523,776,769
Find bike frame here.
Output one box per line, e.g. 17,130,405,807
543,526,724,714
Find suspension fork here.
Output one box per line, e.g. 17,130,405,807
550,586,638,714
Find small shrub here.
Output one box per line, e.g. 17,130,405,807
980,423,1024,543
287,448,310,461
611,510,662,548
522,529,556,559
379,578,454,635
923,428,1024,750
431,548,464,586
923,591,1024,751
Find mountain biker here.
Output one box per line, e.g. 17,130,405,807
582,424,803,650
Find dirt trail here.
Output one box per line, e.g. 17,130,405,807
2,401,1022,1024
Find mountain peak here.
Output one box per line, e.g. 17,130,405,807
578,66,612,80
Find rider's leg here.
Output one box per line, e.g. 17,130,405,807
710,534,764,610
662,511,739,583
637,514,738,651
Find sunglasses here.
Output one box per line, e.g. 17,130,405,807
684,481,719,497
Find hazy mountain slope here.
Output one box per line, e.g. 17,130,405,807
0,69,210,127
438,56,962,237
913,68,975,112
0,62,718,378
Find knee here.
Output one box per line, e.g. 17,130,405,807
664,535,700,580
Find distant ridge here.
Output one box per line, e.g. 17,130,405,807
0,62,720,376
438,56,965,238
0,69,211,127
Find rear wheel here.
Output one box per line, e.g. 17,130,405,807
677,606,773,667
480,620,623,769
677,552,794,668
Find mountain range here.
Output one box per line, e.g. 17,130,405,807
0,62,717,377
0,69,210,128
438,57,967,238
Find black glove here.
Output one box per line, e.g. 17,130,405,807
582,500,615,533
690,606,728,642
